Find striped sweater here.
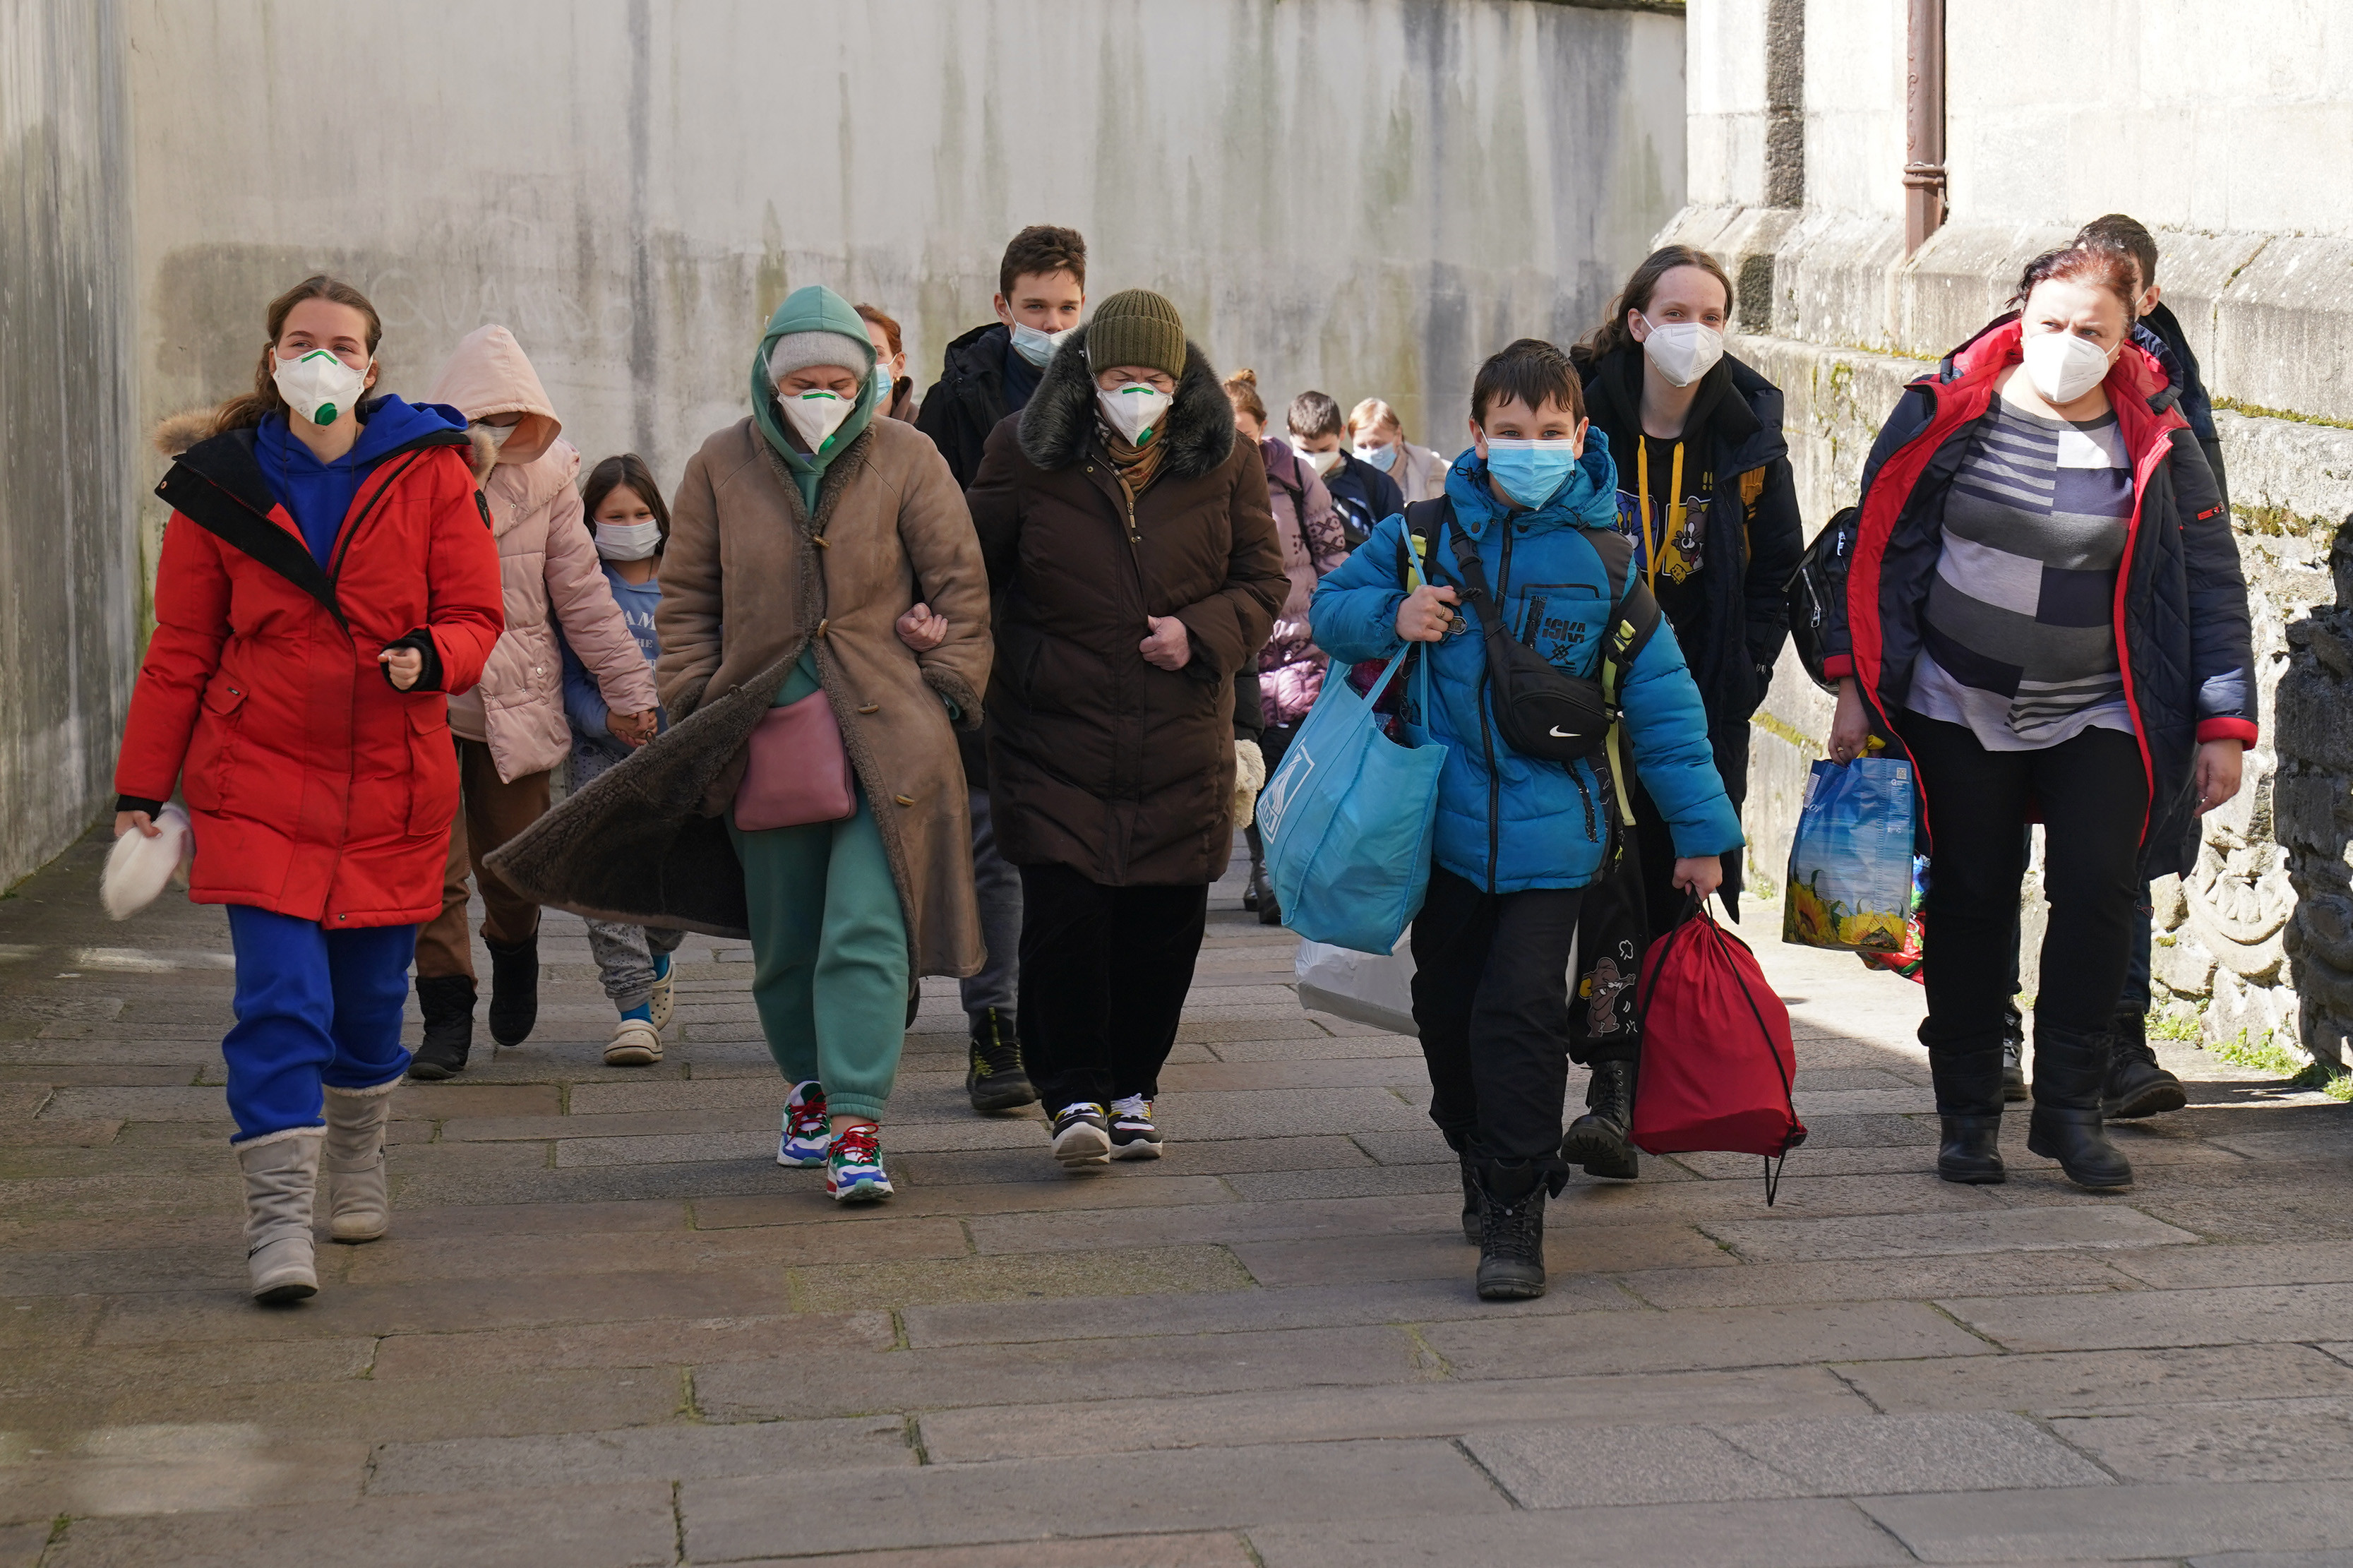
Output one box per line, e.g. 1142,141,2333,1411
1906,393,2136,751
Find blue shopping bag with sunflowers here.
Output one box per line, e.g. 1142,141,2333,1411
1783,757,1915,954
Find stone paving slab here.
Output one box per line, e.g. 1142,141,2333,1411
8,831,2353,1559
1861,1479,2353,1562
679,1439,1507,1558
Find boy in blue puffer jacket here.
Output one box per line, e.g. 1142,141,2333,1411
1311,338,1743,1302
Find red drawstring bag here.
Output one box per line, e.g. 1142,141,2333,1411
1630,899,1807,1202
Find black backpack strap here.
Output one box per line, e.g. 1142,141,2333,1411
1398,496,1450,590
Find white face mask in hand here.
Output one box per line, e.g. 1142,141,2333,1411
274,348,371,426
779,388,856,450
1638,318,1724,388
595,520,661,561
1096,382,1172,445
2021,329,2114,406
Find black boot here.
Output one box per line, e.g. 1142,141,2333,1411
2000,1002,2029,1102
408,975,476,1081
1244,825,1282,927
1474,1171,1547,1300
1562,1059,1640,1180
2027,1024,2133,1190
2104,1010,2186,1119
485,935,539,1048
1936,1115,2006,1183
966,1007,1037,1113
1458,1156,1483,1245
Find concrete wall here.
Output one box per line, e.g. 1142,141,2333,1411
126,0,1684,522
1674,0,2353,1061
0,0,1685,886
0,0,139,891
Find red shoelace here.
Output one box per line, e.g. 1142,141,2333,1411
788,1094,830,1141
832,1122,881,1166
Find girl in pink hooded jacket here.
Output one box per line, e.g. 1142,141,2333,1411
408,325,660,1079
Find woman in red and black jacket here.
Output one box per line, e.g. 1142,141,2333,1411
114,276,503,1303
1821,243,2253,1193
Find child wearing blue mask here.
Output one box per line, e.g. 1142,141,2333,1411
1310,337,1742,1303
558,453,681,1065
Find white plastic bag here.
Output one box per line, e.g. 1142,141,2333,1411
1295,936,1418,1036
100,802,193,921
1294,929,1580,1038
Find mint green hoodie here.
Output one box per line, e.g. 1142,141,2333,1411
750,285,882,510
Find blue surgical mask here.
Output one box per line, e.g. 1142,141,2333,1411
1482,437,1582,510
872,362,894,405
1353,441,1399,473
1010,322,1073,369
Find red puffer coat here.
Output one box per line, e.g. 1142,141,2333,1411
114,418,504,928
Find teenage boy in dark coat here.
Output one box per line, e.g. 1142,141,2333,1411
915,225,1087,1113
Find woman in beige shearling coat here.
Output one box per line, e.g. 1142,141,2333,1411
491,285,989,1202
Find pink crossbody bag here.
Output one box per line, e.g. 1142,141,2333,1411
732,690,856,830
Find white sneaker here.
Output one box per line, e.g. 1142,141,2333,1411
1107,1094,1164,1160
1050,1102,1112,1168
604,1018,662,1067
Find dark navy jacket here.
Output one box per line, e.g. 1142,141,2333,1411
1822,316,2255,880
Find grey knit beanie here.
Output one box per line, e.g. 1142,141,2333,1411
766,330,873,385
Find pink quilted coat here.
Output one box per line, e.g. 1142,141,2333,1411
1255,437,1351,727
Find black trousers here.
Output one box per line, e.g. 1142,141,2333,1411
1410,866,1585,1196
1015,863,1208,1113
1898,714,2147,1115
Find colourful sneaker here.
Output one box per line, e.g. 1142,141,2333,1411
826,1121,894,1202
1107,1095,1164,1161
778,1081,830,1167
1050,1102,1113,1168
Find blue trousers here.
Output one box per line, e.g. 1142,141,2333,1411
224,905,415,1143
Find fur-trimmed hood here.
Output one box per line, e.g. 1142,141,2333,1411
152,409,217,458
1016,325,1235,481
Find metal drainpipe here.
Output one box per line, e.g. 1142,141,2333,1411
1904,0,1947,254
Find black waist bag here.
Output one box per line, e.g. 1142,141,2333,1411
1438,510,1659,765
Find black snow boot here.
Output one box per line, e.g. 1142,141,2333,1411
1458,1156,1483,1245
1562,1058,1640,1180
1936,1114,2006,1184
2000,1001,2029,1101
966,1007,1038,1113
485,935,539,1048
408,975,477,1081
2027,1024,2134,1190
1244,825,1281,926
2103,1010,2186,1119
1474,1171,1547,1301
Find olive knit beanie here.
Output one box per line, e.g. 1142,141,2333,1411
1085,289,1187,381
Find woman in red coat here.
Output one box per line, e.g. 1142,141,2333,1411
113,276,503,1303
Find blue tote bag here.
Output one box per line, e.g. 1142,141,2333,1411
1259,645,1446,954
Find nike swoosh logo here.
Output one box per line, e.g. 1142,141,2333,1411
1549,726,1580,738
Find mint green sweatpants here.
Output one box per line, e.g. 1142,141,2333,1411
727,791,909,1123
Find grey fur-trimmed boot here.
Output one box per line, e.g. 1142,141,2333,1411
323,1082,397,1243
236,1128,324,1303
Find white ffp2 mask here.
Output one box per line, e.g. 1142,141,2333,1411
1295,445,1343,477
274,348,371,426
1639,319,1724,388
2021,330,2114,406
780,389,856,451
1096,383,1172,445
